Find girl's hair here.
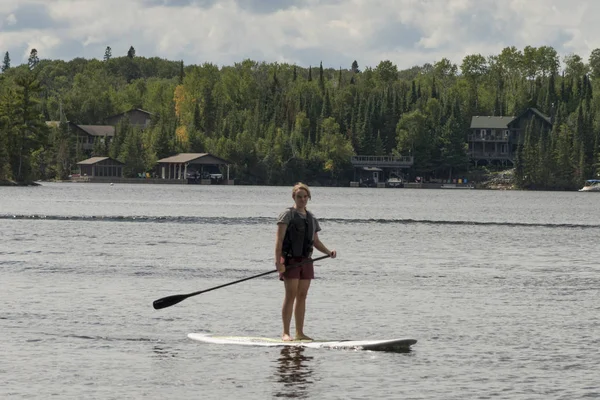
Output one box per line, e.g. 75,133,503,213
292,182,311,199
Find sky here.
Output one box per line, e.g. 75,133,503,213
0,0,598,71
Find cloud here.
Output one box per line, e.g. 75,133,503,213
0,0,598,70
1,3,60,32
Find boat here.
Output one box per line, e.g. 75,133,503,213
386,177,404,188
579,179,600,192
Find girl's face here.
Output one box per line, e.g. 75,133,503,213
293,189,309,209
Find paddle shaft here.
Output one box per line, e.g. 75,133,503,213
153,254,330,310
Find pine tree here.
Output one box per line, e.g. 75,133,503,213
351,60,360,74
292,65,297,82
179,60,185,84
0,113,11,179
321,90,332,119
28,49,39,70
103,46,112,62
410,81,417,105
127,46,136,58
1,51,10,72
308,66,312,81
318,61,325,92
193,101,201,131
374,131,385,156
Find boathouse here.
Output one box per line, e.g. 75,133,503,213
157,153,233,184
350,155,414,187
77,157,124,178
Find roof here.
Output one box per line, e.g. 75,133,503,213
108,108,153,119
157,153,231,165
76,125,115,137
76,157,124,165
470,116,515,129
508,107,552,127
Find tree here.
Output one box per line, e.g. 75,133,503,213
318,117,355,180
1,51,10,72
351,60,360,74
439,114,468,180
103,46,112,62
589,48,600,80
375,60,398,84
318,61,325,92
28,49,39,70
127,46,136,58
563,53,589,78
12,71,47,181
179,60,185,84
54,119,73,180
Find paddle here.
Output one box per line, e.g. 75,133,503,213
152,254,331,310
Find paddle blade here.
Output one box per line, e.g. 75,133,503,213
153,294,190,310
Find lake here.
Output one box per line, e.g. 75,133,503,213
1,183,599,399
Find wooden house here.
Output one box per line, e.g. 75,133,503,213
468,108,553,167
106,108,152,129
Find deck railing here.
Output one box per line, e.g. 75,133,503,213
351,155,414,167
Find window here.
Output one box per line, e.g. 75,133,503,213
500,144,508,154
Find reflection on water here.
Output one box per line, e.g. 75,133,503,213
152,345,178,359
272,346,315,399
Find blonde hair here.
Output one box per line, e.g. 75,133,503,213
292,182,311,200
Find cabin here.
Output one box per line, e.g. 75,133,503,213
76,157,124,178
72,124,115,151
46,121,115,151
469,108,553,167
156,153,233,184
106,108,152,129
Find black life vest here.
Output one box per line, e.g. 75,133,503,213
282,208,314,258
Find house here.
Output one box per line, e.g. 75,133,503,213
156,153,233,184
46,121,115,151
72,124,115,151
106,108,152,129
76,157,124,178
469,108,553,167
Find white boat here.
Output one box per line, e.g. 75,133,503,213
579,179,600,192
386,177,404,188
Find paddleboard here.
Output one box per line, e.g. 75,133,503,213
188,333,417,351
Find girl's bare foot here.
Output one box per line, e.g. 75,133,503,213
281,333,293,341
294,333,313,341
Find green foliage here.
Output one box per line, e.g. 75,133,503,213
2,52,10,72
0,46,599,187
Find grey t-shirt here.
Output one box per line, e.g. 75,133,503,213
277,208,321,239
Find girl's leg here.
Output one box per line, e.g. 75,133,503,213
294,279,312,340
282,278,299,341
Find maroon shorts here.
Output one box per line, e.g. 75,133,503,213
279,257,314,281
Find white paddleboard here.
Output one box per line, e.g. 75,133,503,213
188,333,417,351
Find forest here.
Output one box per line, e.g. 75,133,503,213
1,45,599,189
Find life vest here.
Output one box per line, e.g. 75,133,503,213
282,208,314,258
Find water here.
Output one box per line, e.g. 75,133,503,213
1,183,599,399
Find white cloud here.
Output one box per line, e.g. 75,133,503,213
0,0,598,69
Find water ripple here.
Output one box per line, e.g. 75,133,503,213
2,213,599,229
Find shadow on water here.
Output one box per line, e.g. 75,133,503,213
272,346,315,399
